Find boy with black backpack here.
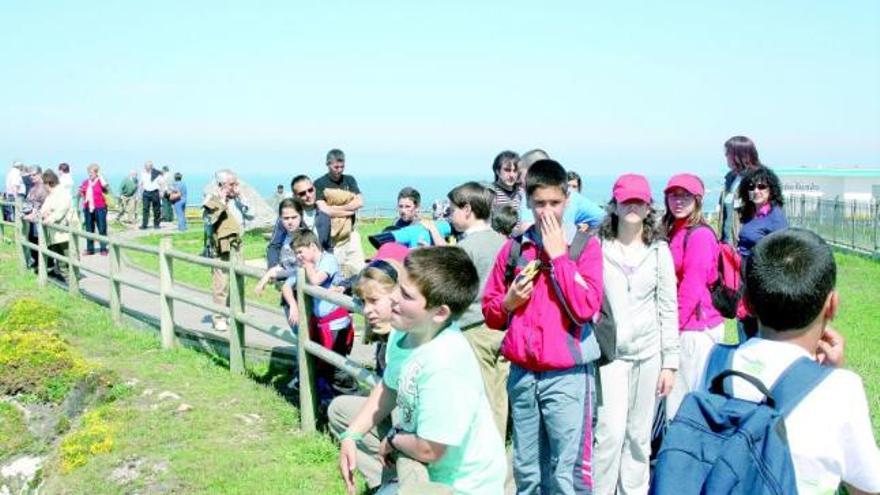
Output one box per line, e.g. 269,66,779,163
652,228,880,495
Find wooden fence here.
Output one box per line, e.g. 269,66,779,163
0,197,376,433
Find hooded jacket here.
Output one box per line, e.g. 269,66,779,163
667,222,724,331
601,239,679,369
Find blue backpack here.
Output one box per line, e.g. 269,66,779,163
651,344,831,495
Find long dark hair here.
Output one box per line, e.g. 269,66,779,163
599,200,662,245
738,166,784,222
278,197,303,217
724,135,762,173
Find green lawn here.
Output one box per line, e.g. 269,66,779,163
0,244,349,494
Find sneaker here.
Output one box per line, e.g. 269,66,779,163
100,251,109,256
212,319,228,332
139,225,148,230
82,251,95,256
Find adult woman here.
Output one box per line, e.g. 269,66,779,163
170,172,188,232
718,136,762,244
78,163,109,255
662,173,724,420
39,170,72,281
736,166,788,341
594,174,679,495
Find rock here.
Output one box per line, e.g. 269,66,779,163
157,391,181,401
109,458,143,485
233,413,262,425
0,455,45,494
125,378,140,387
142,389,154,397
175,404,193,413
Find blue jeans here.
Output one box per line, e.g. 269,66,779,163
83,207,108,253
508,363,595,495
173,200,187,231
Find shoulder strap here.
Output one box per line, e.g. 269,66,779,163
702,344,738,391
769,357,832,417
683,222,715,251
503,236,523,286
568,230,590,261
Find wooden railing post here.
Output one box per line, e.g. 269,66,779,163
13,196,27,272
873,200,879,253
108,241,122,323
67,222,81,296
228,248,246,375
296,267,317,433
36,222,48,287
158,236,175,349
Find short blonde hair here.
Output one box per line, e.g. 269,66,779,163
354,259,401,299
87,163,100,173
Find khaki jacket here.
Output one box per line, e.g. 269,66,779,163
40,187,72,246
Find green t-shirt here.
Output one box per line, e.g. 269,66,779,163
394,325,506,494
383,329,415,392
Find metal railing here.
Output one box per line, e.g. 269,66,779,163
783,195,880,256
0,197,376,432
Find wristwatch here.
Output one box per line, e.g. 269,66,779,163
385,427,401,452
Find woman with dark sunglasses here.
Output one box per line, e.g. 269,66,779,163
736,165,789,341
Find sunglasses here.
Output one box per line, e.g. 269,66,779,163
748,183,769,191
295,186,315,197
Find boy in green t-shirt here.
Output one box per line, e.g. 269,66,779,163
338,246,506,494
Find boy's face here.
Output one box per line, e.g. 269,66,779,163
498,163,519,189
397,197,418,223
390,271,444,333
294,243,321,264
528,185,568,227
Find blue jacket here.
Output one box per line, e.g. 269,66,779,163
737,206,788,258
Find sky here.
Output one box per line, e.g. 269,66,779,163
1,1,878,179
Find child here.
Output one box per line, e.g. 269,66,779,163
327,254,405,492
444,181,510,437
680,229,880,494
256,198,304,293
490,203,519,238
593,174,679,495
483,159,604,494
338,247,506,494
661,174,724,420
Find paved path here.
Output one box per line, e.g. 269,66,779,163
71,222,375,368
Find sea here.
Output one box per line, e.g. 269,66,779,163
93,172,725,216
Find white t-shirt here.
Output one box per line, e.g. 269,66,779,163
688,338,880,494
5,167,24,195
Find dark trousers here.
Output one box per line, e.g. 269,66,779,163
141,190,160,228
83,207,108,253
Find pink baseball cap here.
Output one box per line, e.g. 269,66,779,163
664,173,705,197
373,242,409,263
612,174,652,203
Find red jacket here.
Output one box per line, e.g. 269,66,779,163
482,226,604,371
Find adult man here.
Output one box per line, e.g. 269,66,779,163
269,184,288,214
266,175,331,269
160,166,175,223
57,163,73,194
140,161,163,229
4,162,25,221
203,169,253,331
314,149,366,278
117,170,139,224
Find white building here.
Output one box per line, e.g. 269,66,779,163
775,167,880,202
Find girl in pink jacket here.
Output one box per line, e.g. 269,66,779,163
661,173,725,420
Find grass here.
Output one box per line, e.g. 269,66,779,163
0,244,350,494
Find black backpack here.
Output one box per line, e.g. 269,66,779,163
503,230,616,367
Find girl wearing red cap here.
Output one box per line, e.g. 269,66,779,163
661,173,725,420
594,174,680,495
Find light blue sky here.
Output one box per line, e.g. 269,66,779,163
2,1,878,178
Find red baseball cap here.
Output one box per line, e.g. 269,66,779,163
664,173,705,197
612,174,652,203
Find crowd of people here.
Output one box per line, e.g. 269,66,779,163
4,138,879,494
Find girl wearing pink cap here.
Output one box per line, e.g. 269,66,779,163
661,173,725,420
594,174,679,495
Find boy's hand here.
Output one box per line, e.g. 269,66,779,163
816,326,845,367
540,211,566,259
656,368,676,397
338,439,358,494
254,280,267,295
288,306,300,327
378,437,394,468
503,276,534,312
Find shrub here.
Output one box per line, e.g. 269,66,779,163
59,408,117,473
0,298,62,332
0,401,37,461
0,330,90,403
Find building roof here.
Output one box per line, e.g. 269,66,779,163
774,167,880,178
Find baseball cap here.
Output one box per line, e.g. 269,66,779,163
612,174,652,203
664,173,705,197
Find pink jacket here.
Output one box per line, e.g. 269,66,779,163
78,179,109,210
668,222,724,331
482,227,603,371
